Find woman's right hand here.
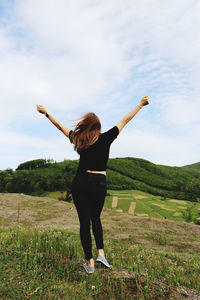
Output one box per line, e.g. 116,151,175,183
139,96,149,107
36,105,48,114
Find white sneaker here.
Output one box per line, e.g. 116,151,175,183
83,262,94,274
96,255,111,268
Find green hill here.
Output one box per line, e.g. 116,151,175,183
181,162,200,176
0,158,200,201
182,162,200,170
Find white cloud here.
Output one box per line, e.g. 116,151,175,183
156,95,200,133
0,129,78,170
111,128,199,166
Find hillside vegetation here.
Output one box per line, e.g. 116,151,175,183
0,157,200,201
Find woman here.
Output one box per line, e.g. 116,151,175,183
37,96,149,274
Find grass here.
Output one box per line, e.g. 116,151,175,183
41,191,65,199
0,192,200,299
0,227,200,299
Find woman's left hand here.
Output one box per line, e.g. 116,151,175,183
36,105,48,114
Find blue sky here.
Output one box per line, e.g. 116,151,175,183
0,0,200,170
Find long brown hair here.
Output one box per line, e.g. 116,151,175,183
72,112,101,153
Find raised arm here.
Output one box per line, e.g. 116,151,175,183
36,105,71,138
116,96,149,133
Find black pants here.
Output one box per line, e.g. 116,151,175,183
71,172,107,260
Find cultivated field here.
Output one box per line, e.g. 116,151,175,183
105,190,200,224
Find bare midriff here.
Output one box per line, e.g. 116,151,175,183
86,170,106,176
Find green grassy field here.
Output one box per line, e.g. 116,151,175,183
0,192,200,299
104,189,200,223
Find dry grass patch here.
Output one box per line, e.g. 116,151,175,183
134,195,147,199
111,196,118,208
102,210,200,252
152,203,174,211
178,206,187,209
0,193,79,231
136,214,149,217
112,193,131,196
168,199,187,204
128,202,136,214
173,212,182,216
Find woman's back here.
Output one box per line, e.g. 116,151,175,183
69,126,119,173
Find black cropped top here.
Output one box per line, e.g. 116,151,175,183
69,126,119,173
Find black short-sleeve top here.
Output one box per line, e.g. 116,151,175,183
69,126,119,173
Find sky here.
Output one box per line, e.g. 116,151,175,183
0,0,200,170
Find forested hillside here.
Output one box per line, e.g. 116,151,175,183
0,158,200,201
181,162,200,175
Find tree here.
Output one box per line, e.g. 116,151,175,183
16,159,54,170
181,204,196,222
